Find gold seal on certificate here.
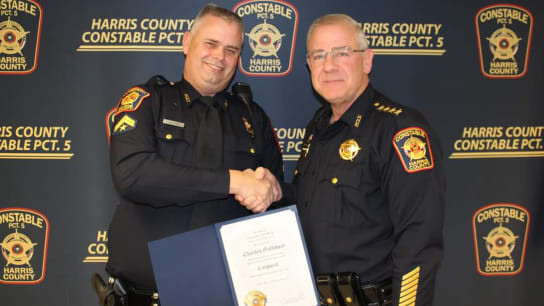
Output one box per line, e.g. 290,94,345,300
244,290,267,306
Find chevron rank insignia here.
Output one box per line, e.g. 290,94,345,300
115,87,149,115
112,114,137,135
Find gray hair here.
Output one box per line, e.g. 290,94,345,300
306,14,369,51
190,3,244,41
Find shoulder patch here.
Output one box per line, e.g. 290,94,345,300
115,87,150,115
112,114,137,135
374,101,402,116
392,127,434,173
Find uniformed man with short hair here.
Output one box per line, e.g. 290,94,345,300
294,14,446,306
102,4,286,305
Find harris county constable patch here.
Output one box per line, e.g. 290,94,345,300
115,87,149,115
472,203,529,276
393,127,434,173
0,207,49,284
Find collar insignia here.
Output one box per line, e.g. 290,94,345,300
354,114,362,127
374,102,403,115
301,134,313,158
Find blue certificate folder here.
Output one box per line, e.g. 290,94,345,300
148,205,318,306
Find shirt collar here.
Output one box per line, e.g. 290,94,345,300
338,83,375,128
177,78,229,110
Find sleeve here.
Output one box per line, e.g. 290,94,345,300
250,103,296,206
109,87,230,208
380,115,446,306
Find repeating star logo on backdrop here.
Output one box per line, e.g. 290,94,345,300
0,207,49,284
233,0,298,77
0,0,42,74
475,4,533,79
473,203,530,276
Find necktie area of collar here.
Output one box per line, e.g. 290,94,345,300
195,95,224,169
199,95,216,107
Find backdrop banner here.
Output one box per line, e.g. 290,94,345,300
0,1,542,305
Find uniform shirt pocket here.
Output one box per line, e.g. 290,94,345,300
327,162,364,223
155,122,196,166
224,135,259,169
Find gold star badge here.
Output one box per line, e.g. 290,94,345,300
339,139,361,161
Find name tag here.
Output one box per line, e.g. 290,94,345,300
162,118,185,128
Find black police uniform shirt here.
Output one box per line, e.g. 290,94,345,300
105,77,284,290
294,84,446,305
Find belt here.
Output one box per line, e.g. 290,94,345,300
360,279,392,306
108,276,160,306
317,273,392,306
124,290,160,306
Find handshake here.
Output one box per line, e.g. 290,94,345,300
229,167,282,214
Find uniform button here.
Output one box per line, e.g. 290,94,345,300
326,298,334,304
294,169,298,175
165,133,172,140
345,297,353,303
250,148,255,154
331,177,338,184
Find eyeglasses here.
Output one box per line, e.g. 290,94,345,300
307,46,366,65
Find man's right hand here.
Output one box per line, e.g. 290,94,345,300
229,168,281,213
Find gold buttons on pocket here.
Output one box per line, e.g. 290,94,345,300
165,133,172,140
250,148,255,154
331,177,338,184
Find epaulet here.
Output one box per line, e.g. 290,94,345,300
373,101,403,116
312,105,330,121
146,75,174,88
305,106,328,137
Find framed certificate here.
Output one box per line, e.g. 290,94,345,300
149,205,319,306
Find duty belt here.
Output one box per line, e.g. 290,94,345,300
317,272,392,306
121,283,160,306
